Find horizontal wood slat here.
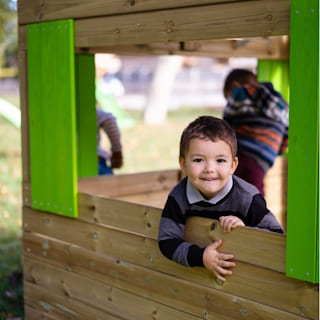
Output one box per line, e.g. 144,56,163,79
24,257,203,320
78,194,286,272
78,193,163,237
18,0,258,25
81,36,289,60
24,281,132,320
24,205,285,272
184,216,286,272
74,0,290,47
23,232,319,319
78,169,180,197
24,304,62,320
114,190,170,208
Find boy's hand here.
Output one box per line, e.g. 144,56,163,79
111,151,123,169
203,239,235,282
219,216,244,232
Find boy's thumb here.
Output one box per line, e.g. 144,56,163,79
211,239,222,249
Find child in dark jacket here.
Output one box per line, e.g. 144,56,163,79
158,116,283,282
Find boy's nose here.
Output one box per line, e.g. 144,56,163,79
205,161,215,173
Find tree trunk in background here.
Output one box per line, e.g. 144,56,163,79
143,55,183,124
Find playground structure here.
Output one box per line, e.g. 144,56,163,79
18,0,318,319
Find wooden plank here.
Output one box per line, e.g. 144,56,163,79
78,194,286,272
75,54,98,178
81,189,169,208
78,193,162,238
114,190,170,208
287,0,319,283
185,216,286,272
74,0,290,47
257,59,290,100
24,206,284,272
27,20,78,217
24,257,203,320
264,156,288,231
24,232,319,319
24,281,127,320
24,304,62,320
82,36,289,60
18,49,30,187
78,169,180,197
18,0,254,25
18,25,27,51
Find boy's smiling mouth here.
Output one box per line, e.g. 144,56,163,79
200,177,217,181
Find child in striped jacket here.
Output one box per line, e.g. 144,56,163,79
223,68,289,195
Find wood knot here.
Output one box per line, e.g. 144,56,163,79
128,0,135,6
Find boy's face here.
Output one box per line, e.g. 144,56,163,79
179,138,238,200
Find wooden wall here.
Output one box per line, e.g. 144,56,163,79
18,0,319,318
23,181,318,319
18,0,290,58
264,156,288,232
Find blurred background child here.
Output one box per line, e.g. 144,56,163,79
223,68,289,195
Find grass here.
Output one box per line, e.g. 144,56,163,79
0,92,222,319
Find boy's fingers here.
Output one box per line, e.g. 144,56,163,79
218,253,234,261
219,260,236,268
214,267,233,282
214,272,226,282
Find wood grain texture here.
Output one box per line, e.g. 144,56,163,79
79,36,289,60
78,169,180,197
74,0,290,47
24,258,203,320
18,0,253,25
23,231,319,319
24,281,130,320
24,255,315,320
24,304,62,320
24,204,286,273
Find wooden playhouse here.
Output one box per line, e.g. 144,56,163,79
17,0,319,319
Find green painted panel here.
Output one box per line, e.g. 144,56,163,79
257,60,290,102
287,0,319,283
75,54,98,178
27,20,78,217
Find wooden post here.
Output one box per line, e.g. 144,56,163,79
27,19,78,217
257,60,290,101
286,0,319,283
75,54,98,178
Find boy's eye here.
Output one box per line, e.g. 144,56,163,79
193,158,203,163
217,158,226,163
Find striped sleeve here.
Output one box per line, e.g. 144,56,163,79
158,196,205,267
246,194,284,233
97,108,122,153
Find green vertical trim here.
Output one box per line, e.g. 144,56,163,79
27,20,78,217
257,60,290,102
75,54,98,178
287,0,319,283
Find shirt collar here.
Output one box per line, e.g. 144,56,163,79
186,176,233,204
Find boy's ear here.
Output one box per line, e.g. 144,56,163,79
231,156,239,174
179,156,186,174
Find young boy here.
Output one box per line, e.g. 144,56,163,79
158,116,283,282
223,68,289,195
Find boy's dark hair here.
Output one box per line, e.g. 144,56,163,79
223,68,257,98
179,116,237,158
